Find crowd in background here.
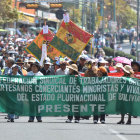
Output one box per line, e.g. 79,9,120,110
0,34,140,124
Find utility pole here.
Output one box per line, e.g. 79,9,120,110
89,1,92,34
113,0,116,57
81,0,84,29
101,0,104,44
136,0,140,61
14,0,17,34
113,0,116,22
73,0,75,22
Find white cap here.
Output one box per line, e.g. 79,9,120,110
98,58,108,64
12,64,19,69
45,57,50,62
24,59,28,63
44,60,52,65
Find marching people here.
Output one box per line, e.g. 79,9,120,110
131,61,140,73
3,57,15,75
0,27,140,125
27,62,43,122
93,66,108,124
84,60,98,121
7,64,21,122
65,64,80,123
114,63,124,73
16,59,27,76
27,57,36,72
54,60,60,73
117,65,134,125
77,55,87,73
56,60,69,75
40,58,55,75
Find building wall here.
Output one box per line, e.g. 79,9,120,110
12,0,36,26
12,0,36,15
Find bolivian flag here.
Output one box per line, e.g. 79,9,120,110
25,30,64,60
50,20,92,62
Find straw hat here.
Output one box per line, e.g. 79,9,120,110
114,63,123,69
67,64,78,73
28,57,36,63
98,66,107,74
122,65,134,74
16,59,24,64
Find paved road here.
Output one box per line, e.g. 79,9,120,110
0,114,140,140
120,40,140,55
121,42,131,54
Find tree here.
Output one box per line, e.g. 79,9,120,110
0,0,18,26
104,0,136,29
63,2,81,25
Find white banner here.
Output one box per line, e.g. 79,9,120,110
43,25,48,34
40,44,47,66
63,13,70,23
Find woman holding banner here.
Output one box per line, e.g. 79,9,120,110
83,60,98,120
65,64,80,123
93,66,108,124
117,65,134,125
7,64,21,122
27,62,43,122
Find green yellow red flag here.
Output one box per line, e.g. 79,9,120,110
50,20,92,62
25,30,64,61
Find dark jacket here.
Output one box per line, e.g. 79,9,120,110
40,68,55,75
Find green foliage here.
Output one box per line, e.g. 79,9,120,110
103,47,136,61
69,9,81,25
116,0,136,28
0,0,19,24
63,2,81,25
104,0,137,29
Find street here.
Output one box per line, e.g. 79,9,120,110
0,114,140,140
120,40,140,55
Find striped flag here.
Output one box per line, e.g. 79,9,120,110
25,30,64,61
50,20,92,62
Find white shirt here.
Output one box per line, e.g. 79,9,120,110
56,68,69,75
27,71,43,76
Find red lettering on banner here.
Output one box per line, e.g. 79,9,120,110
108,73,124,77
134,72,140,79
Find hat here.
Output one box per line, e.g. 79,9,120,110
2,49,6,52
98,58,108,64
90,59,96,63
45,57,50,62
31,62,40,69
79,55,87,60
24,59,28,63
16,59,24,64
115,63,123,68
44,60,52,65
60,58,66,65
9,41,14,45
55,57,59,61
67,64,78,73
29,57,36,63
131,61,140,67
98,66,107,74
122,65,134,74
12,64,19,69
56,61,60,66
